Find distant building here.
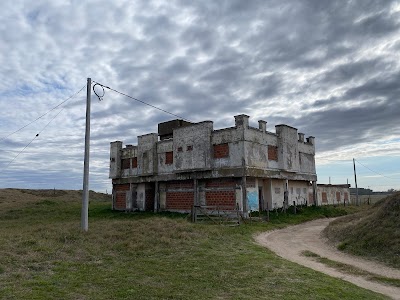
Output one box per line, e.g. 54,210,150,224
317,184,351,205
109,114,320,216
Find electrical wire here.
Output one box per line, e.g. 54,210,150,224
92,80,190,122
5,106,67,168
0,84,86,142
355,159,399,180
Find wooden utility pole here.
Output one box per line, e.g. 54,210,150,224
353,158,359,206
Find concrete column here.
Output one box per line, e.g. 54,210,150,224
193,179,199,205
313,181,318,206
154,181,159,212
242,176,248,217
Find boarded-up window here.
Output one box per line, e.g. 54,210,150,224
336,191,341,202
165,151,173,165
132,157,138,168
322,192,328,203
213,143,229,158
121,158,130,169
268,146,278,161
274,187,281,194
344,192,349,201
303,188,307,194
296,188,301,195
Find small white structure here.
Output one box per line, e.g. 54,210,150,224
316,184,351,205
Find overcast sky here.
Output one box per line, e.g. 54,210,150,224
1,0,399,192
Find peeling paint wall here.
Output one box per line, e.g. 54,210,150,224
173,121,213,171
137,133,158,175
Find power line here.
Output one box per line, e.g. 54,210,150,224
4,87,83,168
0,84,86,142
355,159,399,180
92,81,191,122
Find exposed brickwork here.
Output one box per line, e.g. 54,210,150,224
166,192,194,210
322,192,328,203
145,187,155,211
213,143,229,158
308,192,314,204
115,184,130,191
132,157,138,168
121,158,130,169
205,179,237,188
336,191,341,202
114,184,130,209
167,180,194,190
165,151,173,165
206,191,235,207
268,145,278,161
115,193,126,209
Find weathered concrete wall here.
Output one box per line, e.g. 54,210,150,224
287,180,310,205
137,133,158,176
276,125,300,172
157,139,173,174
212,128,244,168
173,121,213,171
121,146,138,178
109,141,122,179
316,185,351,205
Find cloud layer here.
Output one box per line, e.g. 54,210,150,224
1,0,399,191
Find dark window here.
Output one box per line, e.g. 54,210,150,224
121,158,130,169
213,143,229,158
177,147,183,152
165,151,173,165
187,145,193,151
268,145,278,161
132,157,138,168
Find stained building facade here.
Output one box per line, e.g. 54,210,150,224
109,115,318,215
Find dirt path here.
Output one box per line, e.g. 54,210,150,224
255,218,400,300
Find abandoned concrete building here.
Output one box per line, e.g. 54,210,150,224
109,114,326,216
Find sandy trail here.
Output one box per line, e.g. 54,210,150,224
255,218,400,300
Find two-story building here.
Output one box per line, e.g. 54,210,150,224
109,114,318,216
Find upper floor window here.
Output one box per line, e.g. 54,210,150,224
165,151,173,165
213,143,229,158
132,157,138,168
268,145,278,161
121,158,130,170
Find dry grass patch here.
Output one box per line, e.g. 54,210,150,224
324,192,400,268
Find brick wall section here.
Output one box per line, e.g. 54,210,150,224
309,192,314,204
268,146,278,161
205,179,237,188
114,184,130,209
206,191,235,207
322,192,328,203
166,192,194,210
167,180,194,189
132,157,138,168
336,191,341,202
165,151,173,165
145,187,155,211
121,158,130,169
213,143,229,158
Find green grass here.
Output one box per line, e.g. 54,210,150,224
301,250,400,288
324,192,400,268
0,189,389,299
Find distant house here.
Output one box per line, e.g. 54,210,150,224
316,184,351,206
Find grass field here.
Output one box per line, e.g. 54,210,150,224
324,192,400,269
0,189,389,299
